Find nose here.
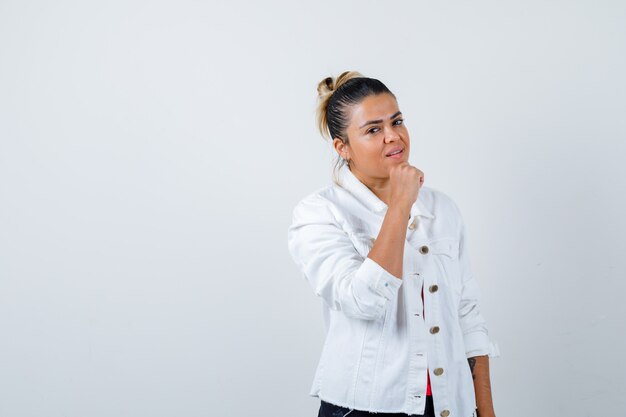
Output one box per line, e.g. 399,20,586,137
384,126,400,143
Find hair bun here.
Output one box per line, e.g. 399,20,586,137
315,70,365,140
317,71,363,100
317,76,335,98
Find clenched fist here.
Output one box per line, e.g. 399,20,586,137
389,162,424,211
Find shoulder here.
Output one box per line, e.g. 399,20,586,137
289,185,339,225
418,185,464,222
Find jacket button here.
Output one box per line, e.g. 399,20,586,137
440,410,450,417
433,367,444,376
430,326,440,334
429,284,439,293
419,245,429,254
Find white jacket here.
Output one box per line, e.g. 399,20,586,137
287,164,500,417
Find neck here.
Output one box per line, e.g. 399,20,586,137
350,166,392,206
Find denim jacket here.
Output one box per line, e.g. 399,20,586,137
287,164,500,417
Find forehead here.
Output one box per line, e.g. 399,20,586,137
348,93,399,125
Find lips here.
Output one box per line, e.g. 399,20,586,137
386,147,404,157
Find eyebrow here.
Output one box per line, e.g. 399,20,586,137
359,111,403,129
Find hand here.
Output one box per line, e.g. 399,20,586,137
389,162,424,210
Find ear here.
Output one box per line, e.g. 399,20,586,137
333,137,349,159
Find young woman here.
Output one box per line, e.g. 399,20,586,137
287,71,499,417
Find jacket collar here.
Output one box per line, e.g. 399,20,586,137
336,164,435,219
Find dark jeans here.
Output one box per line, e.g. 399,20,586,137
318,395,435,417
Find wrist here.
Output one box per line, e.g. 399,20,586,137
387,201,412,217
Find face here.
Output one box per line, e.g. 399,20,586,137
334,92,410,182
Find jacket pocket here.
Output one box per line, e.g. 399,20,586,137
428,237,462,299
428,237,459,259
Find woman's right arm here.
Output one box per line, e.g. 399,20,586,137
366,203,411,279
287,163,423,321
367,163,423,279
287,194,403,321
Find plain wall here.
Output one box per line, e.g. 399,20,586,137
1,1,625,416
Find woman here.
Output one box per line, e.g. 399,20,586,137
287,71,500,417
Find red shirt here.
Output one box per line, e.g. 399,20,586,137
421,284,432,396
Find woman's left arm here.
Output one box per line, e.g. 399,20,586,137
468,355,495,417
451,198,499,417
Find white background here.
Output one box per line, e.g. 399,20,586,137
1,1,625,416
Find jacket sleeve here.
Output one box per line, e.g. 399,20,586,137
455,205,501,359
287,194,403,321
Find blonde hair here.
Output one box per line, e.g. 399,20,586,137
316,71,364,140
314,71,395,184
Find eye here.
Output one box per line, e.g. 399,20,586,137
393,118,404,126
367,127,380,134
